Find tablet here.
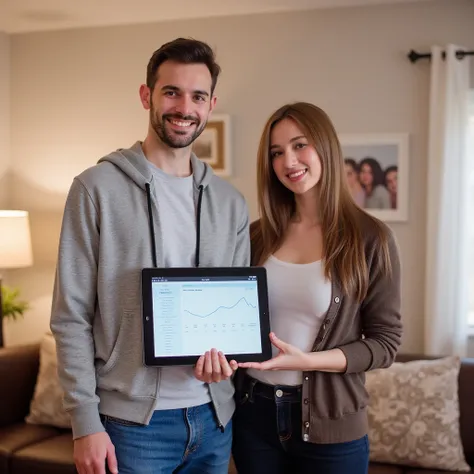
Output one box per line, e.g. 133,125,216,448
141,267,272,366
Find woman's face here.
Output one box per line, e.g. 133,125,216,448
359,163,373,186
345,164,358,187
386,170,398,194
270,118,322,196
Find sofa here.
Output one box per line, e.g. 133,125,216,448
0,343,472,474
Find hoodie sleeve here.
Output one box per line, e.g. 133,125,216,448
232,196,251,267
50,177,104,439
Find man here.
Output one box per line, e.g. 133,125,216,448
50,37,250,474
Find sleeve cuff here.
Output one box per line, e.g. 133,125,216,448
69,403,105,440
338,341,373,374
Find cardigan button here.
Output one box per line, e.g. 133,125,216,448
334,296,340,303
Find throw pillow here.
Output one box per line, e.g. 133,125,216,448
366,356,470,471
25,331,71,429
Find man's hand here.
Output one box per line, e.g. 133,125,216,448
194,348,238,383
74,431,118,474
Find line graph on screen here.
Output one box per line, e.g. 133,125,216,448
180,283,261,354
183,296,256,319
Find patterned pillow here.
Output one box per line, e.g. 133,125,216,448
25,332,71,429
366,356,470,471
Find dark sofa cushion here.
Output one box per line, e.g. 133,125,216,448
405,470,473,474
369,463,405,474
11,432,76,474
0,344,40,428
0,422,60,473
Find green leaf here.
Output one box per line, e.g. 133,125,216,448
1,285,30,320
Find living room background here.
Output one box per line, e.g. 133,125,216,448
0,0,473,355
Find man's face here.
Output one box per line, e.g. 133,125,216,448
141,60,216,148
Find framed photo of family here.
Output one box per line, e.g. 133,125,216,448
192,114,232,177
340,133,409,222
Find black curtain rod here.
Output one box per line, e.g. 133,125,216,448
408,48,474,63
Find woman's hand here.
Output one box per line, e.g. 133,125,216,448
238,333,311,371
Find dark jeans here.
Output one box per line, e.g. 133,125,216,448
232,374,369,474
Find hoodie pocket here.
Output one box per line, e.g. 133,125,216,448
98,311,131,377
97,310,157,398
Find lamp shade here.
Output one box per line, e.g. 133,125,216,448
0,210,33,269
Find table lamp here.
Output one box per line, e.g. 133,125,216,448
0,210,33,347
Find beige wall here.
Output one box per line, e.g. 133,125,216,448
0,32,10,207
3,0,474,350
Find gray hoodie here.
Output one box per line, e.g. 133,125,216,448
50,141,250,439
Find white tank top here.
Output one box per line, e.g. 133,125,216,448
248,255,332,386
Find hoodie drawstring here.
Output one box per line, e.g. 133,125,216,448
145,183,158,268
195,185,204,268
145,182,204,269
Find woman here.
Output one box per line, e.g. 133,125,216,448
384,165,398,209
359,157,391,209
344,158,366,208
232,102,402,474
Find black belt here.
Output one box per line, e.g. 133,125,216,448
242,373,302,400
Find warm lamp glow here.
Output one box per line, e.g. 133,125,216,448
0,210,34,269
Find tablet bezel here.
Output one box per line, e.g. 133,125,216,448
141,266,272,367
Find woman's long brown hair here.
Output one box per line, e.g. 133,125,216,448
252,102,391,302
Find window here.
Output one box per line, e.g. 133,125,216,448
468,91,474,330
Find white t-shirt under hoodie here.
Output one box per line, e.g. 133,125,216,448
248,255,332,386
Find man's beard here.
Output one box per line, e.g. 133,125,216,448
151,107,207,149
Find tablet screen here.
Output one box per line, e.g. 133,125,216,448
151,275,262,357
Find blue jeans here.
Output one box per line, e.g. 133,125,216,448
103,402,232,474
232,375,369,474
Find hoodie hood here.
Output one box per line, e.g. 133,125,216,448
97,141,215,190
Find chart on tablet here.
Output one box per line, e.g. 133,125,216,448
151,278,263,357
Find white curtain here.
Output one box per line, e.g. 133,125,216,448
424,44,471,357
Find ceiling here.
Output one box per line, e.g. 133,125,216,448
0,0,437,34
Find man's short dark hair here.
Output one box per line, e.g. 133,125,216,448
146,37,221,95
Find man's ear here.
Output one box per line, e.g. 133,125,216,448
208,94,218,116
139,84,151,110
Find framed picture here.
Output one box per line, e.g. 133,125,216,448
192,114,231,177
340,133,409,222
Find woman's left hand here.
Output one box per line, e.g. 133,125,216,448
238,332,310,371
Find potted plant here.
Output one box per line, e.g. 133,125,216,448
2,285,29,320
0,285,30,346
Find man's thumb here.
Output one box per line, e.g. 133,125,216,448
106,443,118,474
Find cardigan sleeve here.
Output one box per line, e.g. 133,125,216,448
338,228,403,374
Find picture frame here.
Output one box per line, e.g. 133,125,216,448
192,114,231,177
339,133,409,222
